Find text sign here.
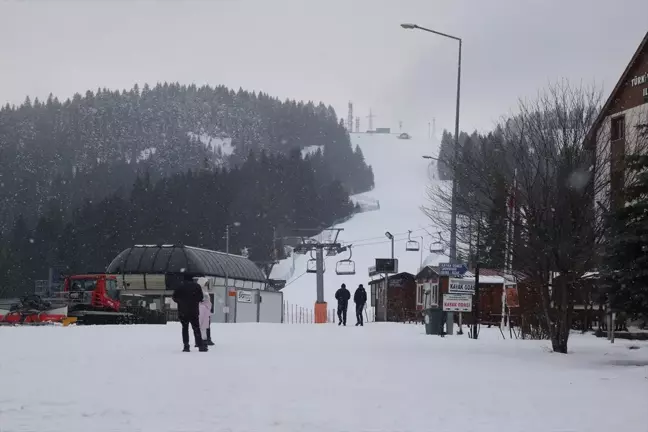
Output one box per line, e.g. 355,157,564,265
448,278,475,295
237,290,253,303
443,294,473,312
439,262,468,276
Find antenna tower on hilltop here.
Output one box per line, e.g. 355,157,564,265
347,102,354,132
355,117,360,132
367,109,376,132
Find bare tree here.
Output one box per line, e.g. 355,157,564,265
423,81,641,353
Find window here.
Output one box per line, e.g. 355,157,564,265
611,115,625,141
416,283,424,306
427,283,439,308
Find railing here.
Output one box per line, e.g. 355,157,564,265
283,302,375,324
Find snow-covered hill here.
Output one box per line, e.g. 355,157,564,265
275,133,448,307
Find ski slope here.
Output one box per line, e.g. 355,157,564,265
275,133,447,307
1,323,646,432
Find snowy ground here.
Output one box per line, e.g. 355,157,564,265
1,323,646,432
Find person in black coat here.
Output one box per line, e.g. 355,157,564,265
172,275,207,352
335,283,351,326
353,284,368,326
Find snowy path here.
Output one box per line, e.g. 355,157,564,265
0,324,646,431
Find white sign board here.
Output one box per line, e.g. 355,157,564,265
237,290,253,303
442,294,473,312
449,278,475,295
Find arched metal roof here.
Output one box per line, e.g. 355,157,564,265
106,245,266,282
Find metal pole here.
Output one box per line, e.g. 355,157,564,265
449,39,462,263
419,236,424,271
315,247,324,303
384,272,388,322
472,213,481,339
224,224,230,323
391,237,394,260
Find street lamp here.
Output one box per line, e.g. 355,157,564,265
402,22,462,263
384,231,394,259
223,221,241,323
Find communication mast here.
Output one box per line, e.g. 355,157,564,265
367,109,376,132
347,102,353,132
355,117,360,132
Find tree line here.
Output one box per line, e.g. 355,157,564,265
0,150,357,297
429,81,648,352
0,82,374,234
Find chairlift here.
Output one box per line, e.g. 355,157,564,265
335,245,356,276
306,250,325,274
405,230,420,252
429,232,444,253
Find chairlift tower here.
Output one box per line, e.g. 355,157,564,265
292,228,349,323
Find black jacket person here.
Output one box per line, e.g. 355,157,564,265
172,275,206,352
353,284,368,326
335,283,351,326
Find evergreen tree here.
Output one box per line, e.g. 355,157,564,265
603,151,648,319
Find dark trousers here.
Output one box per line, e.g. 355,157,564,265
180,315,203,347
337,305,348,324
356,303,365,325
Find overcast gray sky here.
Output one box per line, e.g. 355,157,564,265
1,0,647,139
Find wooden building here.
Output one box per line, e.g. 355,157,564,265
369,272,417,322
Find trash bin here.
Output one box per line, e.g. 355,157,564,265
424,308,444,335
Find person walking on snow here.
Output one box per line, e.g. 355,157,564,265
354,284,367,326
335,283,351,326
172,274,207,352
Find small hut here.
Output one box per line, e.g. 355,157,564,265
369,272,417,322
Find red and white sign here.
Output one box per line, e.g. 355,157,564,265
442,294,472,312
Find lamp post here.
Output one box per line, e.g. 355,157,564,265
383,231,394,321
402,23,462,263
224,221,241,323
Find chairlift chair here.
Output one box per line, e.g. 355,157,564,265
306,250,325,274
429,232,444,253
335,245,356,276
405,230,420,252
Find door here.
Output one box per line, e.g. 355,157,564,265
234,289,259,323
259,290,283,323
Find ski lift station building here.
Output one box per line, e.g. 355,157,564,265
106,245,283,323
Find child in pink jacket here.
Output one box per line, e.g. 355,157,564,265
198,287,213,345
